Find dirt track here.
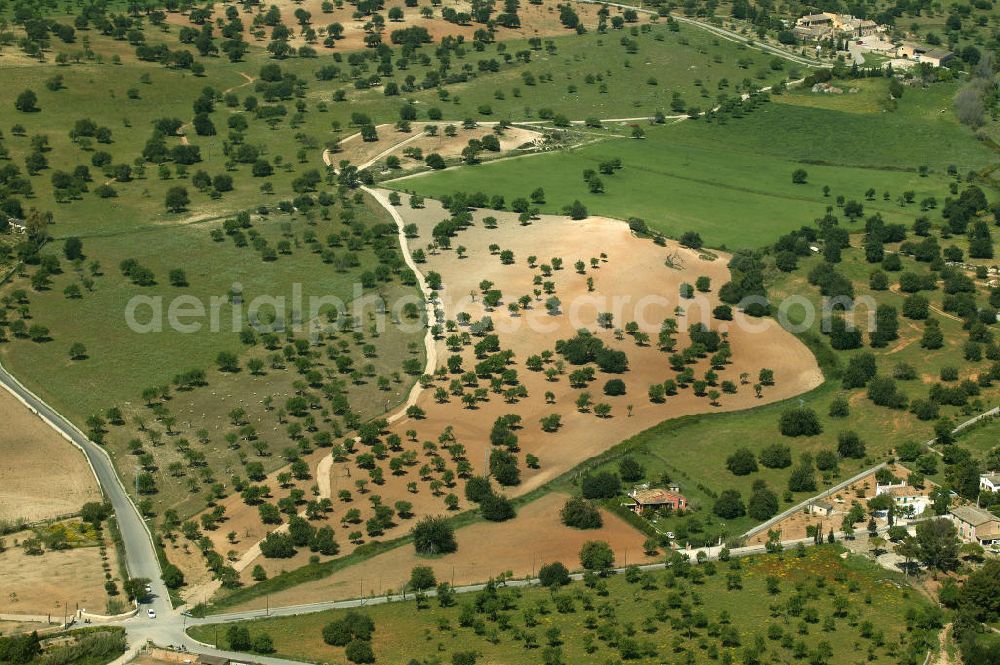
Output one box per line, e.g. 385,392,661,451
210,195,822,591
335,123,543,171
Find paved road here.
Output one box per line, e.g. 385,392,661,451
0,363,170,616
573,0,828,68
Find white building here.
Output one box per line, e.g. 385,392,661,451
875,482,931,518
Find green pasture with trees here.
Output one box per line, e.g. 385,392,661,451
190,546,940,665
392,79,994,248
3,0,1000,627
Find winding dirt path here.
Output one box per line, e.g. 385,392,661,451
224,72,255,95
216,160,439,572
179,72,254,147
888,283,961,322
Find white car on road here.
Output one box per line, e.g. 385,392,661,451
147,609,156,619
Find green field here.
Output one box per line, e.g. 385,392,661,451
189,546,938,665
952,416,1000,458
389,79,993,248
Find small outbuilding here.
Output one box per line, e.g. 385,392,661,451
628,487,687,514
807,500,834,516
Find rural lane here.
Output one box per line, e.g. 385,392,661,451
0,362,170,618
573,0,827,68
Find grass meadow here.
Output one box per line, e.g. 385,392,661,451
390,79,995,249
950,416,1000,458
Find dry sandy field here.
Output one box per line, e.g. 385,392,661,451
375,194,823,495
226,491,654,611
0,526,113,618
165,0,642,52
335,123,543,171
192,194,821,599
0,389,101,524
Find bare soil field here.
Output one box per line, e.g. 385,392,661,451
203,193,822,598
0,532,110,618
0,389,101,523
376,194,823,495
226,491,653,611
335,123,543,171
164,0,635,52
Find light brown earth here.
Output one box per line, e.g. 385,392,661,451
377,195,824,495
334,123,543,171
0,529,111,617
201,195,822,598
226,491,654,611
164,0,640,52
0,389,101,523
0,620,66,635
746,464,926,545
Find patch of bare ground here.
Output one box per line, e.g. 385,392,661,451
0,389,101,523
0,530,113,618
746,464,925,545
163,0,636,53
334,123,543,171
380,195,823,495
226,491,653,610
0,620,67,636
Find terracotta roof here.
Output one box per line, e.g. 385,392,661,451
924,49,953,60
631,488,684,505
886,485,925,497
951,505,999,526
